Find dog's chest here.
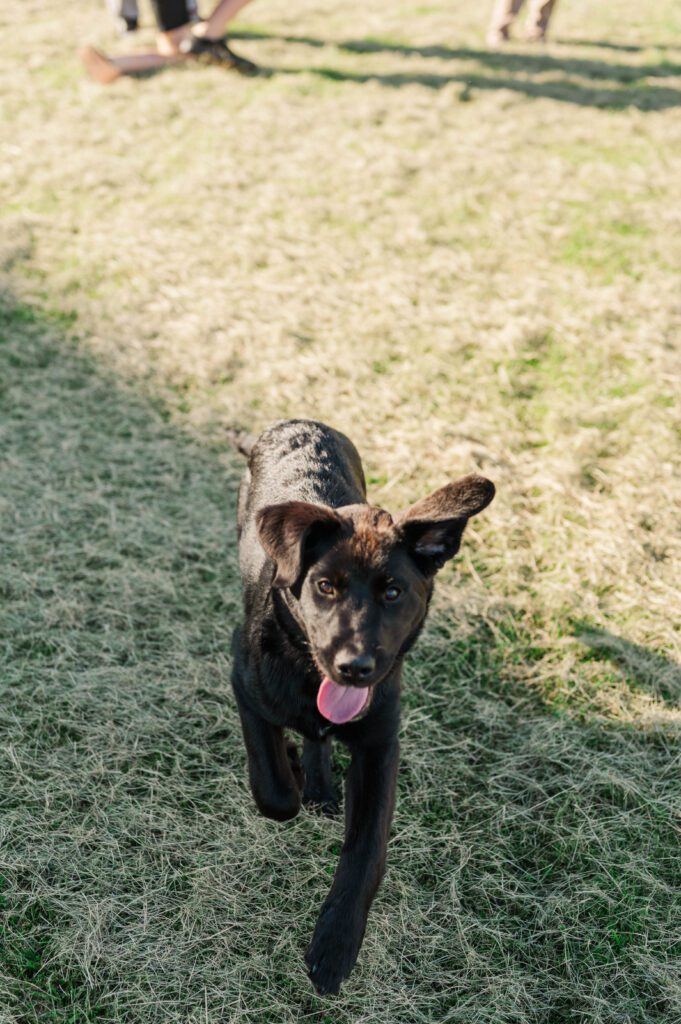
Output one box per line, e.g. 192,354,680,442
257,642,331,739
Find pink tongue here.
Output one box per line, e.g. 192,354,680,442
317,676,369,724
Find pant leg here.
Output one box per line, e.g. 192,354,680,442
106,0,139,23
121,0,139,22
525,0,558,39
488,0,525,40
148,0,190,31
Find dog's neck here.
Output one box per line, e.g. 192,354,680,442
270,585,314,663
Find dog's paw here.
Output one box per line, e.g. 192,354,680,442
302,787,340,817
305,904,362,996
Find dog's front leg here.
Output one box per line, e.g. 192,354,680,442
234,697,302,822
305,740,399,995
302,737,339,815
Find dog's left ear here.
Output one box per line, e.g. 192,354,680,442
256,501,341,589
397,475,495,574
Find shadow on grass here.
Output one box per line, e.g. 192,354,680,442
230,29,681,109
575,623,681,707
555,37,681,53
0,295,244,1021
2,295,679,1022
1,292,677,752
333,38,681,80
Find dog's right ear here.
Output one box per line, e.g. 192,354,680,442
397,475,495,575
256,502,341,589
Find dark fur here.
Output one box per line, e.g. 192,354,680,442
231,419,494,994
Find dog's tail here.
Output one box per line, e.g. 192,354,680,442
225,428,257,458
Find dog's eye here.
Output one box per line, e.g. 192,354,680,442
317,579,335,596
384,584,402,602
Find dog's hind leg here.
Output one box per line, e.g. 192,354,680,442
234,694,302,822
302,737,339,816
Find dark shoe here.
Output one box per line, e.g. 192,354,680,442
179,34,257,74
113,15,138,34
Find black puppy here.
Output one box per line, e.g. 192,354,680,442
231,419,494,995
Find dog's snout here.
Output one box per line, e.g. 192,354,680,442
335,652,376,682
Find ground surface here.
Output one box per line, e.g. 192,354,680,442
1,0,680,1021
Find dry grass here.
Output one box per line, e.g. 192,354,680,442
1,0,681,1020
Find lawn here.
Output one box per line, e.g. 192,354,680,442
1,0,680,1021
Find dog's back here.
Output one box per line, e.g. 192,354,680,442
237,419,366,597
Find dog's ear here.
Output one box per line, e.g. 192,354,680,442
256,502,342,589
397,475,495,574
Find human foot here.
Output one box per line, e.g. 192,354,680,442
80,46,122,84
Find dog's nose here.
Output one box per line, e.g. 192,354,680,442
336,652,376,682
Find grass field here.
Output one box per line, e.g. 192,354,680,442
1,0,681,1020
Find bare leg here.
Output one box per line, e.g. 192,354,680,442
524,0,558,40
81,10,193,84
84,0,254,83
487,0,525,46
156,22,194,55
82,0,256,83
80,46,184,83
192,0,254,40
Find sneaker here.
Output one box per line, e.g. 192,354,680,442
179,34,257,74
113,15,138,34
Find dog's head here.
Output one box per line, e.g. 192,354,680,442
256,475,495,724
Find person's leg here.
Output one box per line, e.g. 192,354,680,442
524,0,557,40
192,0,253,40
121,0,139,29
152,0,256,57
105,0,139,32
148,0,190,31
487,0,525,46
81,0,189,82
148,0,194,54
80,46,183,84
178,0,257,71
81,0,256,82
